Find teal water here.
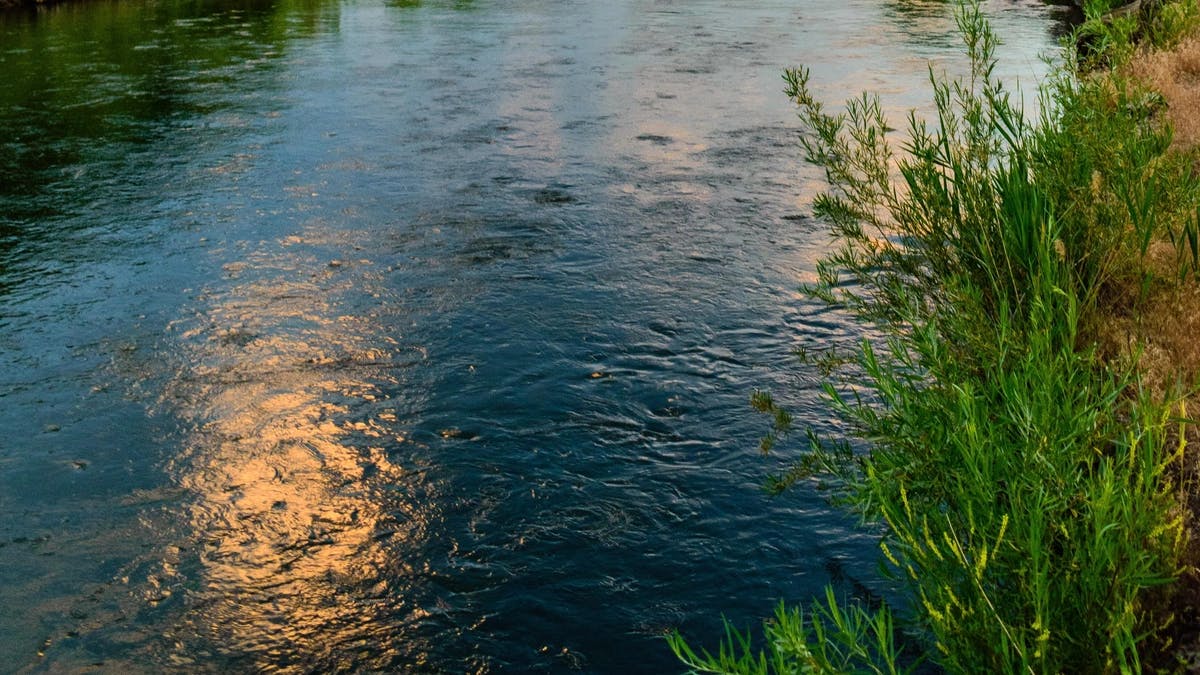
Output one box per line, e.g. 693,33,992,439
0,0,1067,671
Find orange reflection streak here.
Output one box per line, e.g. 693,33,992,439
164,241,429,670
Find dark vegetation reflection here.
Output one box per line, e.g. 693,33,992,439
0,0,331,295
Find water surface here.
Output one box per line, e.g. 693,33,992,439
0,0,1067,671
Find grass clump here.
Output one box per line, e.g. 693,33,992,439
668,590,907,675
673,1,1200,672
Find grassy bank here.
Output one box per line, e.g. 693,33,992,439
672,0,1200,672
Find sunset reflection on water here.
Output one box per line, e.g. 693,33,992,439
163,245,439,670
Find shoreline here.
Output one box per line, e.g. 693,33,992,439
676,0,1200,671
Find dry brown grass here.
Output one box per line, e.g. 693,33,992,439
1113,28,1200,418
1080,30,1200,669
1125,34,1200,151
1092,254,1200,668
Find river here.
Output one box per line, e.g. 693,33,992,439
0,0,1067,671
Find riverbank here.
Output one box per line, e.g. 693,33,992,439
1109,25,1200,667
674,0,1200,671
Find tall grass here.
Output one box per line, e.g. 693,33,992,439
672,1,1200,672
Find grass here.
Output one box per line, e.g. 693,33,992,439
671,0,1200,672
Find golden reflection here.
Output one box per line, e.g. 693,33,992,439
163,240,429,670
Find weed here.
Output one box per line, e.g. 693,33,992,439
673,1,1200,672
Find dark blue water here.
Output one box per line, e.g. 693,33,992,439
0,0,1067,671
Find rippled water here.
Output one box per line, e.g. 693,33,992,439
0,0,1068,671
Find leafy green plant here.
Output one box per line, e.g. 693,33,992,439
668,590,911,675
673,0,1198,671
1033,66,1200,297
1076,0,1200,70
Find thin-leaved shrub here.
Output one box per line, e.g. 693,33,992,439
672,1,1199,672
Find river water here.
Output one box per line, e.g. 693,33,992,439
0,0,1067,672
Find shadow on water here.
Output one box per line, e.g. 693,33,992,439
878,0,1080,51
